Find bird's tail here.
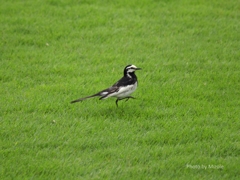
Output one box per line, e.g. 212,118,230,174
70,93,99,103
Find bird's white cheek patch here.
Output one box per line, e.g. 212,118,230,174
127,69,135,73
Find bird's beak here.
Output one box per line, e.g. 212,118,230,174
135,67,142,70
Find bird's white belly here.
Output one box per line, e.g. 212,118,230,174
111,82,138,99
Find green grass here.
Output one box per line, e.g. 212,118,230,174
1,0,239,179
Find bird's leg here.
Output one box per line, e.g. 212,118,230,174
115,99,119,107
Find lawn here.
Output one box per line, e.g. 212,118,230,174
1,0,239,179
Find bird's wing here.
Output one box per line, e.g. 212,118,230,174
112,76,135,87
71,76,135,103
98,85,120,99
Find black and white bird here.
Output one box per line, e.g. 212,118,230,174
71,64,141,107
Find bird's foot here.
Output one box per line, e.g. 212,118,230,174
125,96,135,102
115,96,135,107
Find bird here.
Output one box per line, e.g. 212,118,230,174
71,64,141,107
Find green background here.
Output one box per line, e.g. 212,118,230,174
1,0,239,179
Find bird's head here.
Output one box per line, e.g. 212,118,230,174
124,64,141,77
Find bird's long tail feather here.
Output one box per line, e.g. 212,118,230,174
70,94,99,103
